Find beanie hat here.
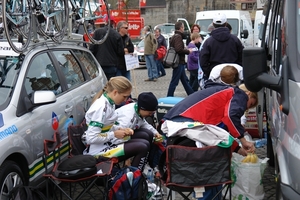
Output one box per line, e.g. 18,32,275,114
138,92,158,111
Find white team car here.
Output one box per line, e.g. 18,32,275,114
0,40,107,197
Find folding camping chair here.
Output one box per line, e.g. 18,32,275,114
43,121,114,200
163,144,232,200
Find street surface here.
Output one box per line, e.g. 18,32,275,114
58,67,276,199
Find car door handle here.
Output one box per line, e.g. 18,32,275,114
65,105,73,113
91,92,96,98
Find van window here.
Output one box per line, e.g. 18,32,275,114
195,19,239,36
297,0,300,56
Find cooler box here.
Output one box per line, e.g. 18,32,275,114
156,97,184,122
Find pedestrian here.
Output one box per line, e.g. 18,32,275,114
154,27,167,78
200,12,244,78
197,23,215,89
116,21,134,80
186,24,203,48
83,76,149,170
89,23,124,80
166,21,194,97
187,32,201,91
143,26,158,82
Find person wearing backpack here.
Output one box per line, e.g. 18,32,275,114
82,77,149,171
166,21,194,97
154,27,167,78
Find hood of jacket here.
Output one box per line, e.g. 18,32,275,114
210,27,231,42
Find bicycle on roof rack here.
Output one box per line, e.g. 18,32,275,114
2,0,69,53
68,0,110,45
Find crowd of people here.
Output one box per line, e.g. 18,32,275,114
81,12,257,199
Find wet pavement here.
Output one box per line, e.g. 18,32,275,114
57,67,276,199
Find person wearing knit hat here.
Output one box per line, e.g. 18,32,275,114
115,92,162,167
138,92,158,111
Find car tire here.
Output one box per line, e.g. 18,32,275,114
0,161,25,199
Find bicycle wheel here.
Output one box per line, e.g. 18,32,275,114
82,0,110,44
35,0,69,43
2,0,32,53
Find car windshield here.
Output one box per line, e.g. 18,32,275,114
155,24,175,35
0,56,19,107
195,19,239,36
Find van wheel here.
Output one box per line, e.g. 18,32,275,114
267,132,275,167
0,161,25,200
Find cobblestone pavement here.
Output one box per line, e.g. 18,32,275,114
56,67,276,199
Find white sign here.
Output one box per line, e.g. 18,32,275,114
0,42,21,56
125,54,139,71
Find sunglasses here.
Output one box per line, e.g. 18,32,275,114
122,27,128,29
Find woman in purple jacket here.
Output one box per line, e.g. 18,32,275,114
187,32,201,91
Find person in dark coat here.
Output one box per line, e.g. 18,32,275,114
89,24,124,80
154,27,167,77
200,12,244,78
166,21,194,97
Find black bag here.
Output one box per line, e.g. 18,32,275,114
9,185,47,200
55,154,97,180
163,47,179,69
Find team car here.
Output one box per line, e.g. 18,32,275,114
0,40,107,198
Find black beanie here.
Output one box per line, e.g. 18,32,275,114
138,92,158,111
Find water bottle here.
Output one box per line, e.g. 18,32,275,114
147,169,154,183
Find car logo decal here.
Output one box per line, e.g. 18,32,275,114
52,112,59,130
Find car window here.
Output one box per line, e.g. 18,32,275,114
72,49,99,79
52,50,85,89
25,53,61,95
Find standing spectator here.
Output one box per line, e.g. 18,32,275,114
89,24,124,80
154,28,167,77
187,32,201,91
166,21,194,97
143,26,158,82
116,21,134,80
186,24,203,48
200,12,244,78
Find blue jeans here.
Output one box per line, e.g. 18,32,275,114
156,60,166,76
145,55,158,80
116,69,131,81
167,63,194,96
102,66,117,80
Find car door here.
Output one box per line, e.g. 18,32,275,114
21,51,75,180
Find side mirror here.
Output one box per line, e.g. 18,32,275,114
241,29,249,39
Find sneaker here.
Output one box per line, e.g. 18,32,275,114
153,78,157,82
144,78,153,82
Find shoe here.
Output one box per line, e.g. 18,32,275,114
144,78,153,82
159,74,166,78
153,78,157,82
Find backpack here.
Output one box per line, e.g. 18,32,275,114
108,166,148,200
163,47,179,69
155,46,167,61
9,185,47,200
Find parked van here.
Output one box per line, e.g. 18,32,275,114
194,10,254,47
243,0,300,199
253,10,263,47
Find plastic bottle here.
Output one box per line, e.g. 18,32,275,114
147,169,154,183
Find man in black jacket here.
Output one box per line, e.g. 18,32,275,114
200,12,244,78
89,23,124,80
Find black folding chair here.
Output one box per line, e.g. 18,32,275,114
164,144,232,200
43,121,114,200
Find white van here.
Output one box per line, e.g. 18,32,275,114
243,0,300,199
194,10,254,47
253,10,263,47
